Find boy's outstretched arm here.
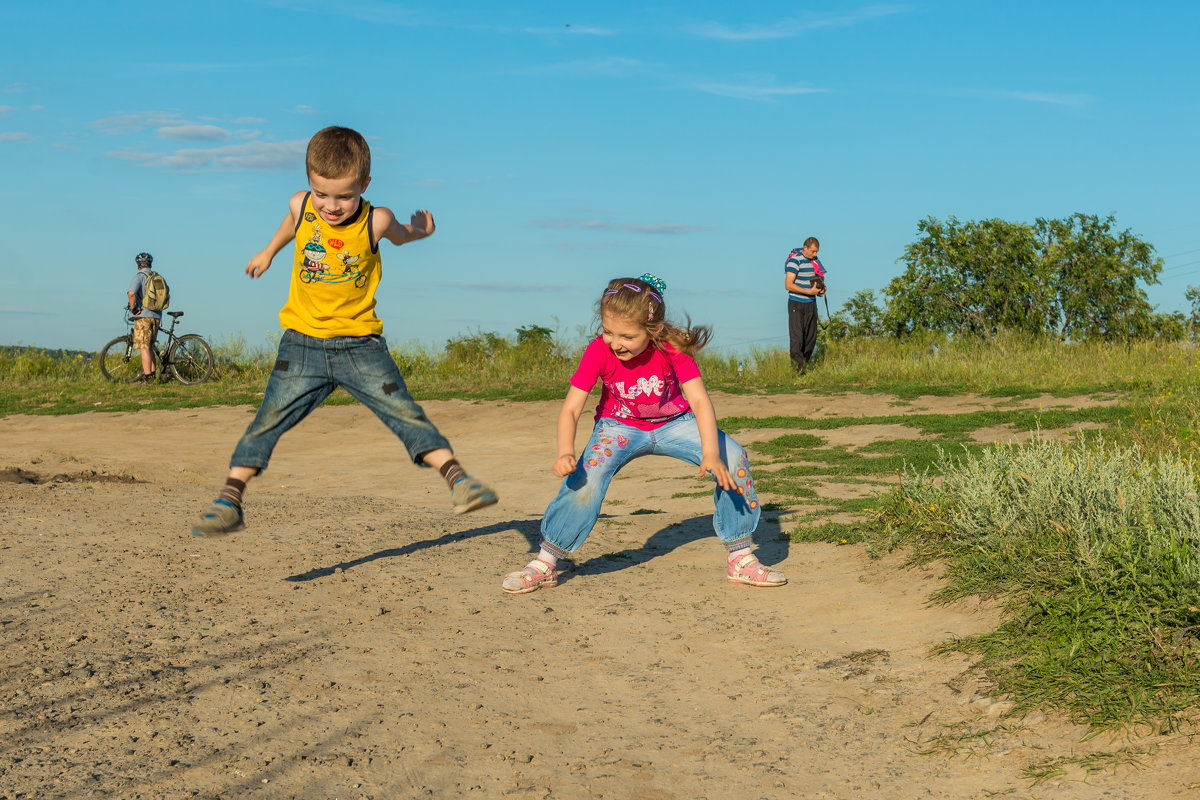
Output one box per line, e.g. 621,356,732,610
681,377,736,490
246,191,306,278
553,386,590,477
374,207,435,247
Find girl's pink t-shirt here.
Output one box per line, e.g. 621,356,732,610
569,337,701,430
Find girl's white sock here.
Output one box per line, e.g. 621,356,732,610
536,549,559,569
727,547,752,563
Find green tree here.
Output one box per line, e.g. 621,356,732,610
1037,213,1165,340
829,289,885,340
1186,285,1200,340
885,216,1048,337
882,213,1174,341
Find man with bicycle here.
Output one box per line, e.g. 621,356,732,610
126,252,161,382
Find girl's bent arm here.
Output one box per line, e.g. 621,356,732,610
681,377,735,490
554,386,590,477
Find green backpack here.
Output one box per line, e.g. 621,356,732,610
142,270,170,312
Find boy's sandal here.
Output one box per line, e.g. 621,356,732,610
727,554,787,587
502,559,559,594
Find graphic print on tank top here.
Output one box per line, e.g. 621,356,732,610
297,218,369,289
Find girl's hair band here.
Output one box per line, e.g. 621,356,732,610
604,283,662,304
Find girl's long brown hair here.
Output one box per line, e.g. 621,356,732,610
597,277,711,356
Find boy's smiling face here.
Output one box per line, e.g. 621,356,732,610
309,172,371,225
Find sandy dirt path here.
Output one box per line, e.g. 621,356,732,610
1,392,1197,799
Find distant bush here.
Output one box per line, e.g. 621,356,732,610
444,330,510,364
0,347,92,380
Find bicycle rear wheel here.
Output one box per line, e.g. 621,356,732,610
168,334,215,384
98,335,155,383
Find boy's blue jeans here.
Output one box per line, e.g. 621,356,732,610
230,329,450,471
539,413,761,558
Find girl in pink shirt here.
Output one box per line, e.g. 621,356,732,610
502,274,785,594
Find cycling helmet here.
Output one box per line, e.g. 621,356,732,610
136,252,153,266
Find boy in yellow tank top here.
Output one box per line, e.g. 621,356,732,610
191,126,497,537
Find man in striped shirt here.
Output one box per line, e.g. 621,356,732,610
784,237,825,371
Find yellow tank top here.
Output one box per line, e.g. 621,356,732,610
279,193,383,337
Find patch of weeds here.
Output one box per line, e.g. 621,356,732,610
845,648,889,663
671,490,712,499
601,552,632,561
722,404,1132,444
629,508,665,515
1022,747,1153,786
856,439,989,473
870,433,1200,731
979,385,1044,400
788,520,866,545
910,720,1024,759
756,432,825,452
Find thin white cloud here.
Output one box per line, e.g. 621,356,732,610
0,307,47,314
294,104,318,114
508,58,827,102
0,105,17,118
692,4,910,41
990,89,1090,107
232,117,268,124
0,132,31,141
520,25,615,36
107,140,307,171
532,219,716,235
3,83,29,94
158,125,233,141
88,111,185,136
693,82,830,101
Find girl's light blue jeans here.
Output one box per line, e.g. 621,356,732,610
539,413,761,558
230,329,451,471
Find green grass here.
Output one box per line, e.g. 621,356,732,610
698,334,1200,398
870,435,1200,731
722,404,1128,442
6,330,1200,414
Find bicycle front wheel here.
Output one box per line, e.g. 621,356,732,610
98,335,147,383
168,334,215,384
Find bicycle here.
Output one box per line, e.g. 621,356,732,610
97,308,215,384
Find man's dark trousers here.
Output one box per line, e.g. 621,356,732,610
788,300,818,371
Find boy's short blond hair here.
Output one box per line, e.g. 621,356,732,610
306,126,371,186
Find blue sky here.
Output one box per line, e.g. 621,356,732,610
3,1,1199,353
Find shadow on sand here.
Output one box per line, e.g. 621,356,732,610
284,513,788,584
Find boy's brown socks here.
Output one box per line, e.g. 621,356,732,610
438,459,467,488
217,477,247,509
